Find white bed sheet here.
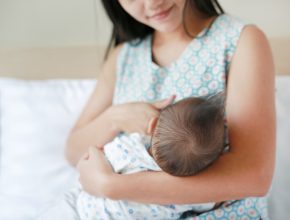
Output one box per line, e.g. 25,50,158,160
268,76,290,220
0,78,96,220
0,76,289,220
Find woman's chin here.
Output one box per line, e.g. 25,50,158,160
153,22,182,34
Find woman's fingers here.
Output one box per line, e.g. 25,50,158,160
88,146,108,163
76,152,88,172
88,146,100,159
147,116,159,135
152,94,176,109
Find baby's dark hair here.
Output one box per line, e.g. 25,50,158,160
151,92,225,177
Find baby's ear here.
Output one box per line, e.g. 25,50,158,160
147,116,159,135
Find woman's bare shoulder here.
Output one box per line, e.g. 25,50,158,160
228,24,274,98
99,43,125,79
238,24,271,53
227,23,275,126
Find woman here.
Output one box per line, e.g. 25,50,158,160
67,0,276,219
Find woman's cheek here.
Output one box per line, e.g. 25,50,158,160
130,6,148,24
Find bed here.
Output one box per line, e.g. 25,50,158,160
0,39,289,219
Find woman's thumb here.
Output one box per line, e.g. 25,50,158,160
88,146,98,157
152,95,176,109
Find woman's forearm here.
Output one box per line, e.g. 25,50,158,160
66,107,120,166
105,151,271,204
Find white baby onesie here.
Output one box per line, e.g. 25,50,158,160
77,132,215,220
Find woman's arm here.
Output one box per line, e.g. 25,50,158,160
66,43,175,166
65,45,124,166
92,25,276,204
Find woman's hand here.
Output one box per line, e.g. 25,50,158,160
76,146,114,197
109,95,176,135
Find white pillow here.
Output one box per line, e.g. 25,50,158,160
0,78,96,220
268,75,290,220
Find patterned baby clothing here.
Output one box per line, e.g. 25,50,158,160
77,133,216,220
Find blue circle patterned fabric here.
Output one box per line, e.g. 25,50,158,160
113,14,269,220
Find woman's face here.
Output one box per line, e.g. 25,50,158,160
118,0,187,33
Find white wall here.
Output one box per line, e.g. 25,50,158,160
0,0,111,49
0,0,289,49
220,0,290,38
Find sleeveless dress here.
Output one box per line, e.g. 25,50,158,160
113,14,269,220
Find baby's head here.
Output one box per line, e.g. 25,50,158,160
149,93,225,177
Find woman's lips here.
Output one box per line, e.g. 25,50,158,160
149,6,173,21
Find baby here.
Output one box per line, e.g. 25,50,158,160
38,92,226,220
149,92,226,177
77,92,226,220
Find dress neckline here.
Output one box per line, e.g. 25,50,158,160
148,14,225,71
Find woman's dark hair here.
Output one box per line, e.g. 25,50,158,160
101,0,224,59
